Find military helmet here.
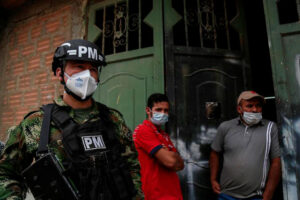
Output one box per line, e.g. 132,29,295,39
52,39,106,75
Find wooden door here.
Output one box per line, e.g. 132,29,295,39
87,0,164,130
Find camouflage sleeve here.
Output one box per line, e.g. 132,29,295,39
0,125,27,200
110,110,144,200
0,113,41,200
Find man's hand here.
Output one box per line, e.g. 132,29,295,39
211,180,221,194
210,150,221,194
262,157,281,200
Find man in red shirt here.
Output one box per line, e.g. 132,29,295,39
133,93,184,200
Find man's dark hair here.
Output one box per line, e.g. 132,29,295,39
147,93,169,108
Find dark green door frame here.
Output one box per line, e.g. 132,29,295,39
263,1,300,199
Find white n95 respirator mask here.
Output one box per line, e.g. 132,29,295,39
64,70,98,100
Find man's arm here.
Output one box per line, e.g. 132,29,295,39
263,157,281,200
154,147,184,171
0,125,29,199
110,110,144,199
210,150,221,194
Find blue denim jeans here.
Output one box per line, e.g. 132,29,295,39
218,193,262,200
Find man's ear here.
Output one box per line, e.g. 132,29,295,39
56,68,63,82
237,105,242,114
146,107,152,120
146,107,151,115
56,67,61,76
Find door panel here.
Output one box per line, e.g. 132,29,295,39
94,56,152,129
164,0,249,199
263,1,300,199
88,0,164,130
173,50,245,200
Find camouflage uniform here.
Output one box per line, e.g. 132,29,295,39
0,97,143,200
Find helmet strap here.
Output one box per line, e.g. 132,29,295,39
59,60,66,85
63,85,93,102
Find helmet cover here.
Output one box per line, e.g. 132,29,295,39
52,39,106,75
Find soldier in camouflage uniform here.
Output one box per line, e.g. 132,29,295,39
0,39,143,200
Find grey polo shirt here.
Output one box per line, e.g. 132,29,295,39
211,117,280,199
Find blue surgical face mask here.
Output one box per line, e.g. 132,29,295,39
151,112,168,126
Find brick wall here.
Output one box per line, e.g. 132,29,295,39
0,0,87,141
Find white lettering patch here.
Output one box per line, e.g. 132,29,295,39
78,46,87,57
62,44,101,61
88,47,98,60
81,135,106,151
67,50,77,55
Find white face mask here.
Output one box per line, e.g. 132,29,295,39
242,112,262,125
151,112,169,126
64,70,98,100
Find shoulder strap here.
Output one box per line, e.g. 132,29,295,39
51,105,79,157
37,104,54,155
51,105,77,137
51,105,74,128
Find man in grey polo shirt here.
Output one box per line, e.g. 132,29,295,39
210,91,281,200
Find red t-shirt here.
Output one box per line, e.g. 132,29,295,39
133,120,183,200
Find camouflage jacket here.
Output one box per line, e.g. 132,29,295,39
0,97,143,200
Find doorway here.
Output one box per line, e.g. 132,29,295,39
87,0,283,199
164,0,282,199
244,1,282,199
244,0,277,123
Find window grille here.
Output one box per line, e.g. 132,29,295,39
172,0,241,50
94,0,153,55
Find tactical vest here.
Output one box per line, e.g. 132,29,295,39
23,103,136,200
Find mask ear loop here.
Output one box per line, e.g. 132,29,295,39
238,106,244,123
